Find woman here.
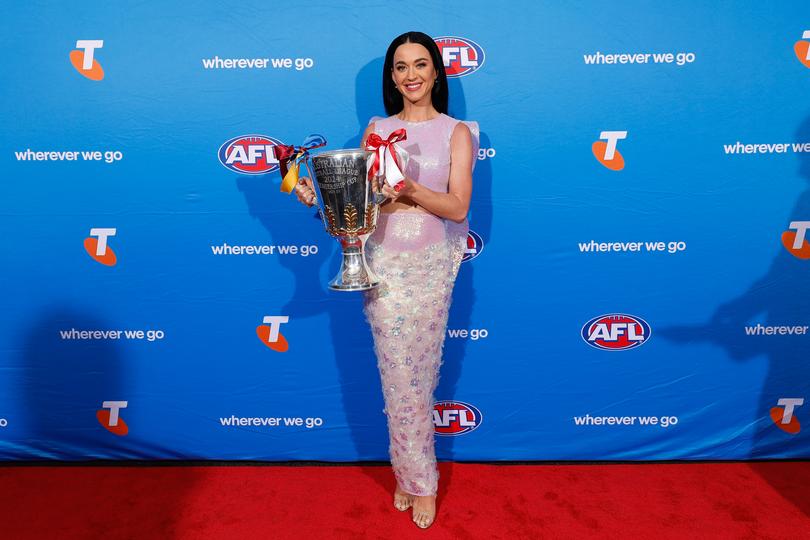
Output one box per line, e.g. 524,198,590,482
297,31,477,529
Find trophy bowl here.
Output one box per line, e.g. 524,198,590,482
310,148,381,291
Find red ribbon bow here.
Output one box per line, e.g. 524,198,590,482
365,129,407,184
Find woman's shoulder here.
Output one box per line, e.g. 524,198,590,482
445,115,478,136
443,115,479,147
367,114,397,129
443,115,479,166
364,116,390,140
443,114,478,135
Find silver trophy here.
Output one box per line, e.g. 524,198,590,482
309,149,382,291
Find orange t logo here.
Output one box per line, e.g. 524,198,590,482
781,221,810,259
256,316,290,352
592,131,627,171
97,400,129,436
84,228,117,266
70,40,105,80
770,398,803,434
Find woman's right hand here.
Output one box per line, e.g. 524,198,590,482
294,177,317,207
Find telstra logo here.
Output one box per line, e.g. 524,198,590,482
782,221,810,259
256,316,290,352
84,228,117,266
97,400,128,436
770,398,804,434
70,40,104,80
794,31,810,69
592,131,627,171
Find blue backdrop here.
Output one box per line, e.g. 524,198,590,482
1,1,809,461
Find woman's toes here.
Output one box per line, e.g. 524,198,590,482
394,489,413,511
411,499,435,528
413,512,431,529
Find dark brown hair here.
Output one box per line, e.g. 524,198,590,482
382,31,448,116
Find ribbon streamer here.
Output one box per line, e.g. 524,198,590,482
365,129,407,191
273,134,327,194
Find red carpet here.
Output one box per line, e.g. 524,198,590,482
0,462,808,539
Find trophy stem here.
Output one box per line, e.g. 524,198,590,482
329,235,380,291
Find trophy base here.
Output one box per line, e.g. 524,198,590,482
328,236,380,292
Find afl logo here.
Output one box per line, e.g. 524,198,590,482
582,314,651,351
218,134,283,175
433,401,482,436
462,230,484,263
434,36,485,78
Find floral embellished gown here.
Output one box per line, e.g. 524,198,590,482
363,113,479,496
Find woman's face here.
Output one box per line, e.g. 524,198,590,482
391,42,437,107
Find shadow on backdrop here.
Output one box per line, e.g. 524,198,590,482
435,76,493,499
17,306,198,538
238,57,389,493
659,115,810,516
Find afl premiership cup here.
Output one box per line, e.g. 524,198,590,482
309,149,382,291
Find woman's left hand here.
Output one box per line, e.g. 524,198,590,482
380,178,412,201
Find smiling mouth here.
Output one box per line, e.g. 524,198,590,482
404,82,422,91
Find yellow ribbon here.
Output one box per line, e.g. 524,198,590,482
273,135,326,194
280,153,302,194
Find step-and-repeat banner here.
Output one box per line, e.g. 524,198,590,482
1,2,809,461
